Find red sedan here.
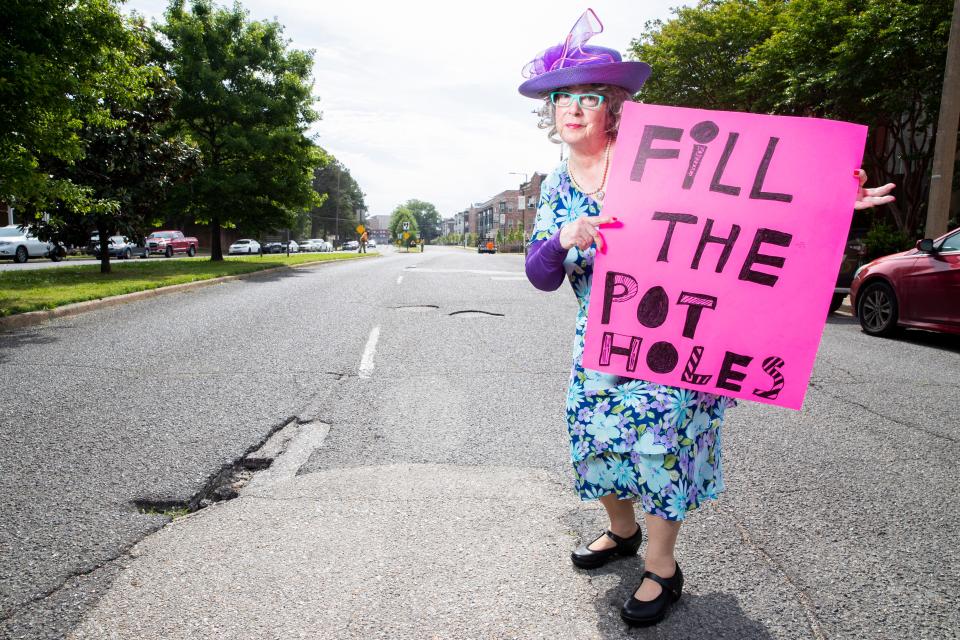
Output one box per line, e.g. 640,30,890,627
851,226,960,336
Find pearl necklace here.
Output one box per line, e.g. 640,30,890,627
568,138,612,200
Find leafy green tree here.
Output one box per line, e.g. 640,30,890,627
630,0,955,236
309,157,365,241
745,0,954,236
156,0,323,260
398,199,441,242
38,24,200,273
631,0,779,112
0,0,151,215
389,207,419,248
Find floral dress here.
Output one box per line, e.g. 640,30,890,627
529,161,733,521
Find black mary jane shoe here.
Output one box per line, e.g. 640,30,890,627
620,562,684,627
570,523,643,569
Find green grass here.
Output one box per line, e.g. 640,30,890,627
0,252,372,317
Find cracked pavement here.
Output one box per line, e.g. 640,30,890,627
2,246,959,639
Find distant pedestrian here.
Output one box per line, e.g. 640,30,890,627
520,9,895,628
359,230,368,253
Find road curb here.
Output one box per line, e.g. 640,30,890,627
0,255,373,333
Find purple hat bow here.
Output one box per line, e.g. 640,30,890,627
521,9,617,79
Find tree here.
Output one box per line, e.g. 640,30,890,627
630,0,955,236
0,0,151,216
157,0,323,260
309,157,365,241
630,0,779,112
38,23,200,273
388,207,419,248
399,199,441,242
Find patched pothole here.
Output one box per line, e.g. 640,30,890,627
448,310,505,317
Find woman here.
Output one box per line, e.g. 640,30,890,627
519,10,895,627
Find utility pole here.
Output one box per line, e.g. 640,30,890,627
926,0,960,238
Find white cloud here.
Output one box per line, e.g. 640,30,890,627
123,0,690,218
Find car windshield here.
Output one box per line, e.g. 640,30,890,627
235,240,249,244
149,232,175,239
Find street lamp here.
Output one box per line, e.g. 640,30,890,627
509,172,529,254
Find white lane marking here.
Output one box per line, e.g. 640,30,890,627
244,421,330,491
359,326,380,379
403,267,523,276
491,276,528,281
397,275,403,284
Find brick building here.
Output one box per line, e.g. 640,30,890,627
365,214,392,244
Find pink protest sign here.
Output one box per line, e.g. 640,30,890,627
582,103,867,410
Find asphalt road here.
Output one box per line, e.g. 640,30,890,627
1,246,957,639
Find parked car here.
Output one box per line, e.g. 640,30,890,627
146,230,198,257
320,240,333,252
341,240,359,251
299,239,319,252
93,235,150,260
850,226,960,337
261,241,284,254
829,228,867,313
0,225,65,263
478,238,497,254
366,239,377,249
228,239,261,254
282,240,299,253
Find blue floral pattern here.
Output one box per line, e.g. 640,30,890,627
530,161,734,521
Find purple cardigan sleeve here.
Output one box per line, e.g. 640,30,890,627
525,232,568,291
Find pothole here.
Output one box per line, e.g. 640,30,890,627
133,417,301,516
448,310,505,317
392,304,439,312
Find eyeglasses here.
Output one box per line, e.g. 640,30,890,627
549,92,605,110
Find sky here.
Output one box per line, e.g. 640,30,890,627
122,1,692,220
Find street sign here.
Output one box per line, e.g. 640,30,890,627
403,231,410,239
356,224,365,234
402,221,410,231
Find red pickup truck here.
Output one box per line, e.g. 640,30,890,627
146,230,199,257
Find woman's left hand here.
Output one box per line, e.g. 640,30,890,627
854,169,896,210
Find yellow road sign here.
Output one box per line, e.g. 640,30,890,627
403,232,410,239
356,225,365,234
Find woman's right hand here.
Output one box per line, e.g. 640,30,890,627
558,215,616,252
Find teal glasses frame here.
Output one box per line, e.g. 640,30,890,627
549,91,605,110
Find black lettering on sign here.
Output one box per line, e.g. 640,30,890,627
691,218,741,273
646,341,679,374
599,332,643,372
749,137,793,203
739,228,793,287
631,125,682,183
681,345,712,385
651,211,698,263
683,121,719,189
709,132,742,196
753,356,786,399
676,292,718,339
602,271,639,324
637,286,669,328
716,351,753,391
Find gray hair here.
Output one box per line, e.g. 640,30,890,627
536,84,633,144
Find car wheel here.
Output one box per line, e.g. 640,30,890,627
165,246,174,258
141,250,149,259
828,293,845,314
14,246,28,263
124,248,132,260
857,281,900,337
187,245,196,257
50,247,65,262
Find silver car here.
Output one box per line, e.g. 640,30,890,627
0,225,65,263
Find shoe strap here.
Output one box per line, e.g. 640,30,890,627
604,523,639,545
642,569,680,599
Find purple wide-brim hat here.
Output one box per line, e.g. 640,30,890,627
518,10,651,99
